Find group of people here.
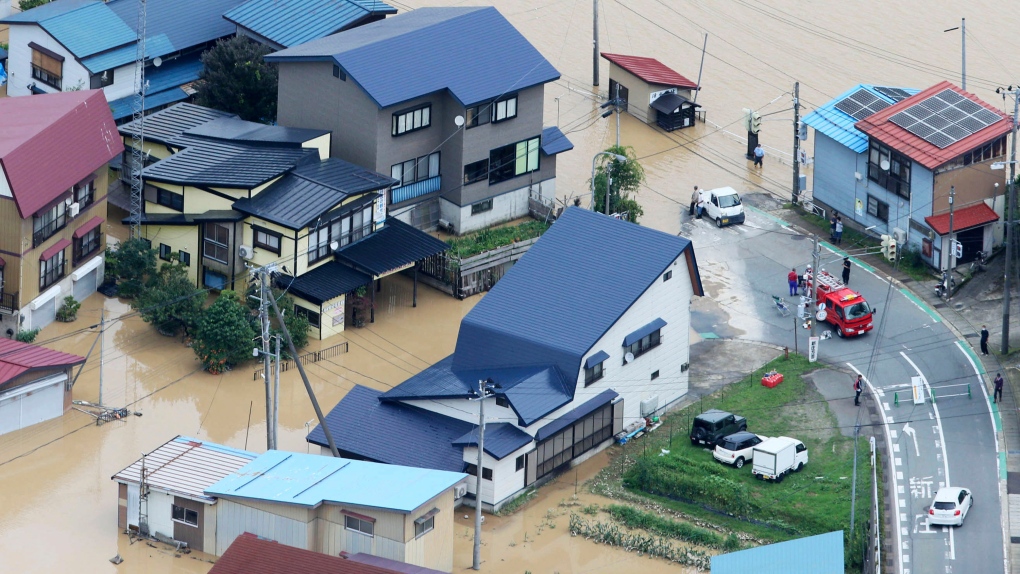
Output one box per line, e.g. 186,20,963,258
689,186,706,219
829,213,844,245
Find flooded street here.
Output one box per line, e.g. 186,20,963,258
2,0,1018,572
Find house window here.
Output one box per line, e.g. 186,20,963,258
866,194,889,222
492,95,518,123
203,268,227,290
495,396,509,408
204,223,230,264
179,251,191,267
159,243,172,261
463,159,489,185
414,514,435,538
663,270,672,282
465,464,493,480
74,179,95,210
867,141,911,199
465,103,491,128
33,202,67,247
156,188,184,212
471,199,493,215
536,402,614,480
391,152,440,188
74,228,101,264
515,455,525,471
626,329,661,358
651,370,660,380
392,104,431,136
332,64,346,80
489,136,540,185
171,504,198,527
89,69,114,89
344,515,375,537
40,249,65,290
253,226,282,255
31,45,63,90
294,305,321,328
307,205,374,264
584,361,604,386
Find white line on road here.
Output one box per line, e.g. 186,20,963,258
903,423,920,457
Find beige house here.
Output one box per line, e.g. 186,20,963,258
601,52,700,131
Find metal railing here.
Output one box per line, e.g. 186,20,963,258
253,341,348,380
33,217,66,247
0,292,18,314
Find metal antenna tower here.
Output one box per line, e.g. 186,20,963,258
128,0,148,238
138,452,150,537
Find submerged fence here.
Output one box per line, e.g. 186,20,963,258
253,341,348,380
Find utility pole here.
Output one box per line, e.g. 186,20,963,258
592,0,599,86
692,34,707,105
138,452,149,537
792,81,801,203
259,269,274,450
273,334,281,449
98,309,105,406
615,82,621,148
472,379,494,571
1003,88,1019,354
944,19,966,91
948,186,956,304
810,235,820,339
605,170,613,216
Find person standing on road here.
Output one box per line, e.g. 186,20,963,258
994,373,1004,403
842,257,852,285
696,188,707,219
689,186,700,216
834,217,843,244
980,325,990,355
788,268,799,297
854,375,863,406
753,144,765,169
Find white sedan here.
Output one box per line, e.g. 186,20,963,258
928,487,973,526
713,431,768,469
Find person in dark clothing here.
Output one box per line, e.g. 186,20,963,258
994,373,1004,403
842,257,851,285
853,375,863,406
829,213,838,241
980,326,990,355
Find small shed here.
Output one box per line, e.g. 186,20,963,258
601,52,700,130
0,339,85,436
711,530,844,573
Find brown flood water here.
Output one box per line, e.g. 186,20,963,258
1,0,1015,572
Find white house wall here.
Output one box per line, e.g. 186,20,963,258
460,444,530,506
6,25,90,95
214,498,310,556
0,165,12,197
146,490,175,540
441,177,556,235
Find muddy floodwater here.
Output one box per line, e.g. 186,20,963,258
2,0,1017,572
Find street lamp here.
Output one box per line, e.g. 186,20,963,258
590,151,628,215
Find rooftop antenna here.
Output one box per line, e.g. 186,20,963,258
128,0,148,238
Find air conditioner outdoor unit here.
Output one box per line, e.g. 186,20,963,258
639,396,659,418
854,172,863,181
892,227,907,245
238,245,254,260
68,202,80,218
438,219,455,234
454,483,468,499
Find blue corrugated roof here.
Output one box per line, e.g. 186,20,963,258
144,53,203,95
308,385,473,473
108,87,189,120
584,350,609,369
802,84,919,153
205,449,466,513
0,0,94,24
81,33,175,74
452,424,533,460
265,7,560,108
624,318,667,347
40,2,137,58
541,126,573,155
535,390,618,442
106,0,244,55
711,530,844,573
225,0,396,49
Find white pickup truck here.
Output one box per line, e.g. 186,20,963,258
751,436,808,482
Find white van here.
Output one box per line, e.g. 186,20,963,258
703,187,745,227
751,436,808,482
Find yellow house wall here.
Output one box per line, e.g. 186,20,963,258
318,294,346,339
143,223,201,286
241,218,298,270
403,491,455,572
293,297,323,340
304,134,331,161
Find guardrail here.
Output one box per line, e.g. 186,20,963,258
253,341,348,381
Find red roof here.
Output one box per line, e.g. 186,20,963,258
0,338,86,386
73,216,104,238
0,90,124,219
924,202,999,235
601,53,698,89
209,533,408,574
855,81,1011,170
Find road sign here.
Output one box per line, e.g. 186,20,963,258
808,336,819,362
952,240,963,259
911,376,925,404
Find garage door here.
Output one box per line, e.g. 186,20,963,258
33,297,56,330
73,268,97,302
0,377,65,436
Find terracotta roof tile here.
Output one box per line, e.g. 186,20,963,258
924,202,999,235
601,52,698,89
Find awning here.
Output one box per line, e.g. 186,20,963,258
541,126,574,156
584,350,610,369
336,217,449,277
451,423,533,460
924,202,999,235
623,317,667,347
73,216,104,238
535,389,618,442
41,238,71,261
0,256,5,267
276,260,371,306
650,92,700,114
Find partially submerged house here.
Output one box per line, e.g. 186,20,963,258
601,52,700,131
0,338,85,436
309,208,703,511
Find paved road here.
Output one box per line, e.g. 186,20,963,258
685,200,1003,574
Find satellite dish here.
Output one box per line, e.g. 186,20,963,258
815,309,828,321
454,115,465,127
624,352,635,364
329,241,339,251
880,159,890,171
153,56,163,67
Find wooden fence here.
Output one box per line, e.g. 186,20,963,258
419,236,540,299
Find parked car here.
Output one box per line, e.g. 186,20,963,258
928,487,973,526
713,431,768,468
690,409,747,447
751,436,808,482
702,186,745,227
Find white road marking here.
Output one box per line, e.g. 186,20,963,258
903,423,920,457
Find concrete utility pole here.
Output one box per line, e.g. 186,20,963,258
98,309,105,406
792,81,801,203
592,0,599,86
693,33,707,105
1003,89,1019,354
273,335,281,449
258,269,274,450
472,379,494,570
810,235,820,339
944,19,966,90
948,186,956,304
615,82,621,148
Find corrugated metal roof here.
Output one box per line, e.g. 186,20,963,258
205,450,467,512
0,0,95,24
856,81,1012,170
347,553,448,574
40,2,137,58
925,202,999,235
185,116,329,145
81,33,175,74
144,53,204,95
0,338,86,387
142,137,319,188
110,436,257,503
541,126,573,156
106,0,245,56
802,84,919,154
711,530,844,573
308,385,472,472
336,217,449,276
224,0,396,49
108,87,190,120
124,210,246,227
601,52,698,88
0,90,123,218
118,102,235,144
452,423,533,460
276,261,372,305
209,533,410,574
265,7,559,108
535,390,618,442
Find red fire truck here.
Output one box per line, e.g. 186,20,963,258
814,270,874,338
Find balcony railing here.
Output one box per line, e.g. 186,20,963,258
0,291,18,314
33,217,66,247
392,175,441,204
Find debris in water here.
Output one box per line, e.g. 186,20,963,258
109,554,123,565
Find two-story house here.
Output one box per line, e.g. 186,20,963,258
0,90,123,333
307,208,703,511
803,81,1011,268
266,6,573,235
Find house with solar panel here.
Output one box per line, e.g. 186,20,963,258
266,7,573,235
600,52,701,131
307,208,703,511
803,81,1010,268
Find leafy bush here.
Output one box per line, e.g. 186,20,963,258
192,290,256,373
195,36,278,123
19,0,51,11
446,220,550,259
605,504,730,549
135,256,204,337
624,455,759,518
590,145,645,224
15,328,40,343
55,296,81,322
108,238,157,299
569,514,710,570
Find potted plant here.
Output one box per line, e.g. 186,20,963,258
55,296,81,322
351,286,374,328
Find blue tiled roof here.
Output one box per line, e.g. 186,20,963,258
535,389,618,442
541,126,573,155
711,530,844,573
81,33,174,74
1,0,93,24
106,0,244,55
225,0,396,49
452,424,533,460
802,84,919,153
144,53,203,95
452,207,701,389
108,87,189,120
40,2,137,58
265,7,560,108
308,385,473,473
205,449,466,513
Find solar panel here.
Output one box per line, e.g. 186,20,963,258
890,111,918,128
956,99,983,115
888,88,1003,149
834,88,891,121
927,133,955,148
874,87,912,102
974,109,1002,124
835,99,865,118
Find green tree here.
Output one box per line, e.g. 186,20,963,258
589,145,645,224
243,278,310,352
18,0,51,11
192,290,256,373
134,255,204,337
108,238,157,299
195,36,278,123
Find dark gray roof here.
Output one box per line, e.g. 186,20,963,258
141,137,319,188
336,217,449,276
535,389,618,442
184,116,329,145
276,261,371,306
265,7,559,108
541,126,573,155
307,385,472,473
650,92,700,114
119,103,235,145
233,158,395,230
452,424,533,460
106,0,245,55
123,210,245,226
